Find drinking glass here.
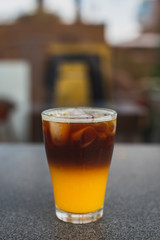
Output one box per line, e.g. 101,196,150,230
41,107,117,224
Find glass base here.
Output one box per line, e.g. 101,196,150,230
56,206,103,224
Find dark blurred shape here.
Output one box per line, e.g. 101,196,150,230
46,55,103,107
75,0,82,15
0,99,14,142
0,99,14,121
37,0,44,11
19,0,60,22
45,44,111,108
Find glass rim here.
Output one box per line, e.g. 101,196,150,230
41,107,117,123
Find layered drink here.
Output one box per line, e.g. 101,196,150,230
42,108,117,223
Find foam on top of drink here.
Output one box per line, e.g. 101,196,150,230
42,108,117,123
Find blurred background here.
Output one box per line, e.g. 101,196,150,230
0,0,160,143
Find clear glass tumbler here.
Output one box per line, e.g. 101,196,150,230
41,107,117,224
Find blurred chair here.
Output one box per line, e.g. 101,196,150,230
45,44,112,108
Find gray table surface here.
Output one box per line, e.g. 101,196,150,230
0,144,160,240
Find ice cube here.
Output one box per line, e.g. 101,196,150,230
72,126,96,148
107,120,116,135
95,123,107,133
69,108,93,119
49,122,70,146
95,120,116,138
95,122,108,138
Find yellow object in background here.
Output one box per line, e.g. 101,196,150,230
53,62,92,107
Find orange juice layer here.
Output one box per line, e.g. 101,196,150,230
49,164,110,213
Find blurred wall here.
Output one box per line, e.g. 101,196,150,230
0,61,31,141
